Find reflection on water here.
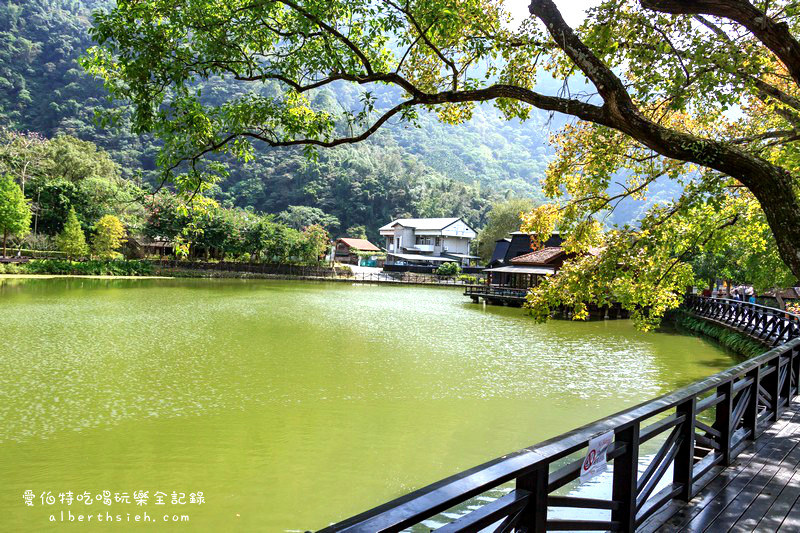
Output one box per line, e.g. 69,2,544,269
0,278,734,531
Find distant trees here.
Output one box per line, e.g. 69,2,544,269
0,173,31,256
92,215,126,259
56,207,88,260
345,225,368,239
0,131,144,236
144,195,331,264
475,198,539,263
278,205,339,233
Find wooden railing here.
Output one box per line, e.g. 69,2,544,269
464,286,528,299
153,260,484,286
319,297,800,532
685,295,800,346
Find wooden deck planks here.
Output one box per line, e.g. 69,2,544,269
755,469,800,531
728,438,800,532
707,430,800,531
642,405,800,532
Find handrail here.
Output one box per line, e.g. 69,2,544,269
465,286,528,297
685,295,800,347
691,295,800,321
319,296,800,532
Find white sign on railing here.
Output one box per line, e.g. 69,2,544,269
580,431,615,483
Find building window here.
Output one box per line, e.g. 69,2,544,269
435,237,441,246
415,236,432,245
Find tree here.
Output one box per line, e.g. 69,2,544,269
84,0,800,325
345,225,368,240
92,214,126,259
301,224,330,265
0,173,31,256
57,207,89,260
0,129,48,195
278,205,339,232
475,198,538,263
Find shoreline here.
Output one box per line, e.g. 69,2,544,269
0,271,476,288
0,274,173,280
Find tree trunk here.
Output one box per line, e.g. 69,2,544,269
529,0,800,281
2,230,7,258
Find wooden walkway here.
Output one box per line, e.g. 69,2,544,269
642,402,800,532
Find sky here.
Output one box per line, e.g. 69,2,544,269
508,0,601,28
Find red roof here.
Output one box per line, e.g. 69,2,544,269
336,238,380,251
511,247,566,265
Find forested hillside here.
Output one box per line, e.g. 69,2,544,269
0,0,561,240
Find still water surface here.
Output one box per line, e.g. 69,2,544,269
0,278,735,531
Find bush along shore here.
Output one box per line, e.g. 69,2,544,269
0,259,155,276
671,309,766,359
0,259,484,286
0,259,339,278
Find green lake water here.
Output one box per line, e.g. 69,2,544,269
0,277,737,531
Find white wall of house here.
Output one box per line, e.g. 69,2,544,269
439,236,469,254
442,220,477,239
381,218,476,259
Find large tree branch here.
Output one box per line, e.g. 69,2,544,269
382,0,459,90
693,15,800,113
528,0,800,276
277,0,375,75
529,0,634,115
643,0,800,87
258,85,610,147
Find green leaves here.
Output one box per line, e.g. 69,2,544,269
56,207,89,260
81,0,523,188
0,173,31,254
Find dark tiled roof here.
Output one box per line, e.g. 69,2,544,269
511,247,566,265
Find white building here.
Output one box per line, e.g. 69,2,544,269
379,217,478,266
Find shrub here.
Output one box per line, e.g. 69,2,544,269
457,274,477,284
435,262,461,277
336,264,353,276
21,259,154,276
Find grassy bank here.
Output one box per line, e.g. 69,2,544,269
671,309,766,359
0,259,155,276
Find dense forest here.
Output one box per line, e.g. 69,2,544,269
0,0,568,241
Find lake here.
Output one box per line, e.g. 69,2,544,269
0,277,736,531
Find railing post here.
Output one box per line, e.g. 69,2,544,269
612,424,640,530
792,346,800,399
744,366,761,439
516,464,548,532
781,352,792,413
716,382,733,465
674,397,697,500
766,358,781,422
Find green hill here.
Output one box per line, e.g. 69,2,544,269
0,0,559,237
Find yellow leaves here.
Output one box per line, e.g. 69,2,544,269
285,91,316,122
436,102,475,124
520,204,560,248
563,218,604,254
571,302,589,321
175,194,218,217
